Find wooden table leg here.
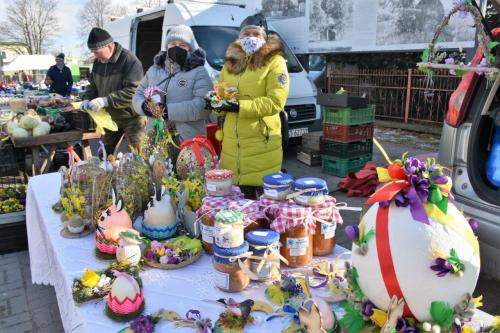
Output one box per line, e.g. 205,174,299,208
41,144,57,174
31,146,41,176
82,140,92,160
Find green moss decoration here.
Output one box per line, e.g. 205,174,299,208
105,300,145,322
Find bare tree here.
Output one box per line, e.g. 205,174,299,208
78,0,130,56
1,0,60,55
136,0,164,8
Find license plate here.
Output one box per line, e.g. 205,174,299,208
289,127,308,138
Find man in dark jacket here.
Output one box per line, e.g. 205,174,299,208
46,53,73,96
82,27,146,154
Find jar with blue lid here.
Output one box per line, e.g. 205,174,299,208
293,177,329,206
212,242,251,292
263,173,294,200
245,229,283,281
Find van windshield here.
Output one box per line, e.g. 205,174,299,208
191,26,303,73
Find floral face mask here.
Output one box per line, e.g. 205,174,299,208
239,36,265,56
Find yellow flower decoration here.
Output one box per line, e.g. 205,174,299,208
156,248,165,257
491,316,500,330
370,308,387,327
81,269,100,288
472,295,483,308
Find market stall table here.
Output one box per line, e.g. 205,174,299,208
26,173,495,333
12,131,100,175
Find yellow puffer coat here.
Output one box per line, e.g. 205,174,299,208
219,34,290,186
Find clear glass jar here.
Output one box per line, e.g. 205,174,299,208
205,169,233,197
214,210,245,249
263,173,294,200
246,229,281,281
313,222,336,256
280,224,313,268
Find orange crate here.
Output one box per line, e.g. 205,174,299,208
322,123,374,143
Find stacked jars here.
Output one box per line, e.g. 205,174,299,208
199,169,236,254
293,177,336,257
212,210,250,292
262,173,294,201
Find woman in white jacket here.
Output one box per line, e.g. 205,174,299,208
132,25,213,141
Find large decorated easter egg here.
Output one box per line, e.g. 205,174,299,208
143,193,176,227
351,202,480,322
108,273,143,315
176,135,217,179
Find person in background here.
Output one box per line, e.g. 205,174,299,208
21,70,30,83
215,14,290,199
45,53,73,97
132,24,212,142
81,27,145,154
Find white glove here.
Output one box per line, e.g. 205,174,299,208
80,100,90,111
89,97,109,112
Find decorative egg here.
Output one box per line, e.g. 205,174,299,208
351,202,480,322
176,142,216,179
110,275,141,303
143,193,176,227
298,297,336,332
116,230,142,265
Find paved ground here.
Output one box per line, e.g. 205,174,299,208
0,127,498,332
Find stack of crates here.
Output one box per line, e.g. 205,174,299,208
318,92,375,177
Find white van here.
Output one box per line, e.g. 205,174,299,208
104,0,321,142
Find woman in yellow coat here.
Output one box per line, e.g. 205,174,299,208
217,14,290,199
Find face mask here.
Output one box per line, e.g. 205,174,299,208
167,46,188,65
239,37,265,56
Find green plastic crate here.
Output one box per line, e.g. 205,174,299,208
321,154,372,177
323,104,375,125
321,139,373,159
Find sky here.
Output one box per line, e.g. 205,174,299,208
0,0,138,58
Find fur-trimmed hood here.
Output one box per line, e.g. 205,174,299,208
224,34,283,74
153,48,206,72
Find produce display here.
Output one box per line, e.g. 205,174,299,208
0,185,26,214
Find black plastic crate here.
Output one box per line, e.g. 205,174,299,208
63,111,96,131
0,220,27,254
321,139,373,159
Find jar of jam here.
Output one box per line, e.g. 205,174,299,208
262,173,294,200
205,169,233,197
214,210,245,249
293,177,329,206
200,213,216,254
313,222,337,256
280,224,313,268
245,229,282,281
212,242,250,292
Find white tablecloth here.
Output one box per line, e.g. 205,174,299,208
26,173,494,333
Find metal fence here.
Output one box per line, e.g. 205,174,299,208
326,65,462,125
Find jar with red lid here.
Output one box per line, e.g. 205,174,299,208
205,169,233,197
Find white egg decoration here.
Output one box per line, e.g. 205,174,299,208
351,202,480,322
116,230,142,265
110,274,141,303
143,189,176,227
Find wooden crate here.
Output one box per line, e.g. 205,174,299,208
300,131,322,152
297,147,321,166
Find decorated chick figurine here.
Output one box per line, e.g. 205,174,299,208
142,186,177,239
95,187,133,259
116,230,143,266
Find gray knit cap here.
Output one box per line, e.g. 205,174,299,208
165,25,196,50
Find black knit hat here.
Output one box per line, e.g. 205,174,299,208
240,13,268,36
55,53,65,60
87,27,114,49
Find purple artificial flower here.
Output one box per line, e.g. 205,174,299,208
395,191,410,207
167,255,181,265
428,164,438,172
397,318,420,333
432,175,448,185
362,302,374,317
144,250,156,261
430,257,453,277
446,58,457,76
468,218,479,231
409,175,431,203
345,225,360,242
150,240,162,251
453,0,469,19
130,315,155,333
477,57,488,76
